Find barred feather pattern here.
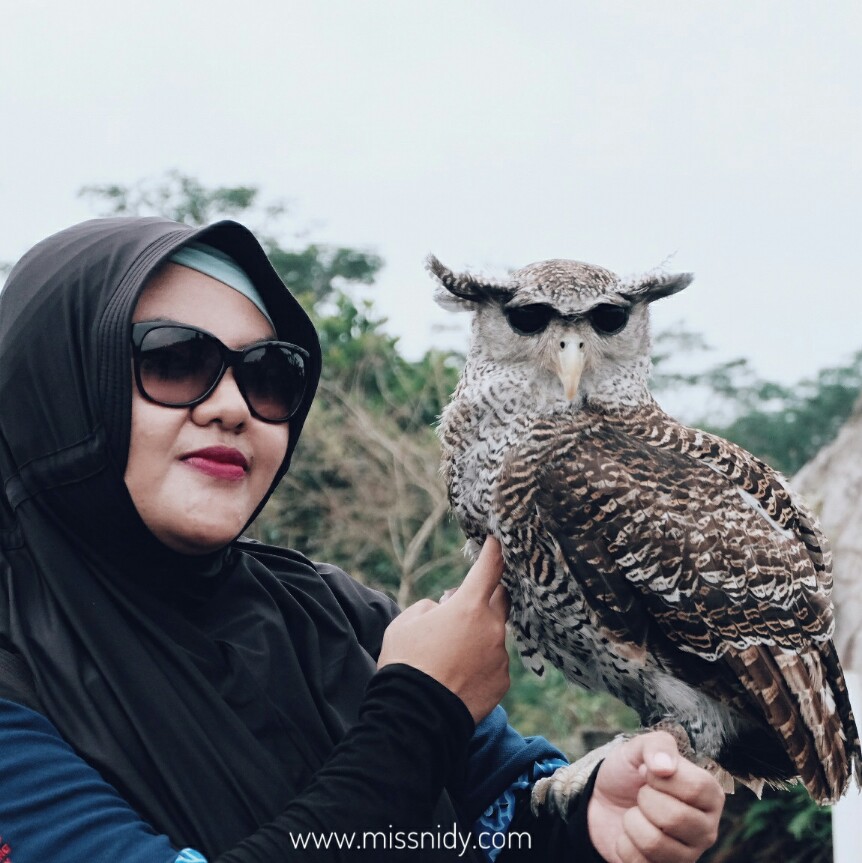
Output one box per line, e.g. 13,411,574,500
439,373,861,805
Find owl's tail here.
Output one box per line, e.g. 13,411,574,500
817,641,862,798
727,642,861,804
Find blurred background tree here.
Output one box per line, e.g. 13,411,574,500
80,172,862,861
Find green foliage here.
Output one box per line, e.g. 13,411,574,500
702,785,831,863
653,325,862,473
712,350,862,473
263,389,465,602
270,245,383,309
79,169,383,310
315,293,459,429
80,170,264,225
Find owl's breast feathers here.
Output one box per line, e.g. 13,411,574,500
485,401,860,803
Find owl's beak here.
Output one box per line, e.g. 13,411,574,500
557,340,585,401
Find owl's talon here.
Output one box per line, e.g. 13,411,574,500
530,735,630,820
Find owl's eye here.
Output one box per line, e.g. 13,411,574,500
586,304,629,335
504,304,555,335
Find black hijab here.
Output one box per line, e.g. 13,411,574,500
0,217,397,854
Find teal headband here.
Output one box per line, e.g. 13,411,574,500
169,242,275,328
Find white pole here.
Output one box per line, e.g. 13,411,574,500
832,671,862,863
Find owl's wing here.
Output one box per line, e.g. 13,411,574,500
622,405,832,591
497,407,859,802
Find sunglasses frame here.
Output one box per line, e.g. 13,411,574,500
130,321,310,424
503,302,631,338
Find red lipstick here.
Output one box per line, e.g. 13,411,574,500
182,447,249,481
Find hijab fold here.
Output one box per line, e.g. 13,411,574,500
0,217,394,855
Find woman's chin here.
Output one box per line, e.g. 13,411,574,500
152,518,245,556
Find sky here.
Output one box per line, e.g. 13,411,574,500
2,0,860,392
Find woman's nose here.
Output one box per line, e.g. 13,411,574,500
189,369,250,429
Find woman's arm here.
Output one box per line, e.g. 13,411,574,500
221,538,512,861
0,541,508,863
0,664,473,863
0,697,186,863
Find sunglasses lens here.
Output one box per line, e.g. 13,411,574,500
588,304,629,335
239,344,308,422
138,327,222,405
504,304,555,335
134,323,308,422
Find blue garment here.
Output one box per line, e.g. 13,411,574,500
0,698,183,863
458,707,568,862
474,757,569,862
0,698,566,863
453,705,567,824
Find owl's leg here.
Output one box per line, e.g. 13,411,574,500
530,733,632,820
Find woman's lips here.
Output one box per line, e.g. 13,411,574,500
182,447,249,481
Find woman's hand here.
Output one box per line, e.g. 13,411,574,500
377,537,510,723
588,731,724,863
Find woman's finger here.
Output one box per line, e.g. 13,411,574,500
456,536,504,604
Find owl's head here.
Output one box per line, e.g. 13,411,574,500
428,256,693,408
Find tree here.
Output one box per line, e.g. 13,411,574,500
263,376,463,606
79,169,383,309
80,172,264,226
652,325,862,475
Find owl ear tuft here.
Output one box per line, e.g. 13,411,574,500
620,272,694,304
426,255,513,311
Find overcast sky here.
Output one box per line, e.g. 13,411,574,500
2,1,860,390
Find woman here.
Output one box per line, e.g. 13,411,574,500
0,216,722,862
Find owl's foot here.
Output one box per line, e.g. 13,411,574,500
530,734,631,821
649,720,736,794
649,719,694,758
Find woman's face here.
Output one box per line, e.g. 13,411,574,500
124,263,290,555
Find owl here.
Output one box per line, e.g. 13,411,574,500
428,255,861,804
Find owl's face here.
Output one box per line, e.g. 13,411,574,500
430,256,693,407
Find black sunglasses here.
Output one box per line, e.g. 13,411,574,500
131,321,310,423
504,302,630,337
